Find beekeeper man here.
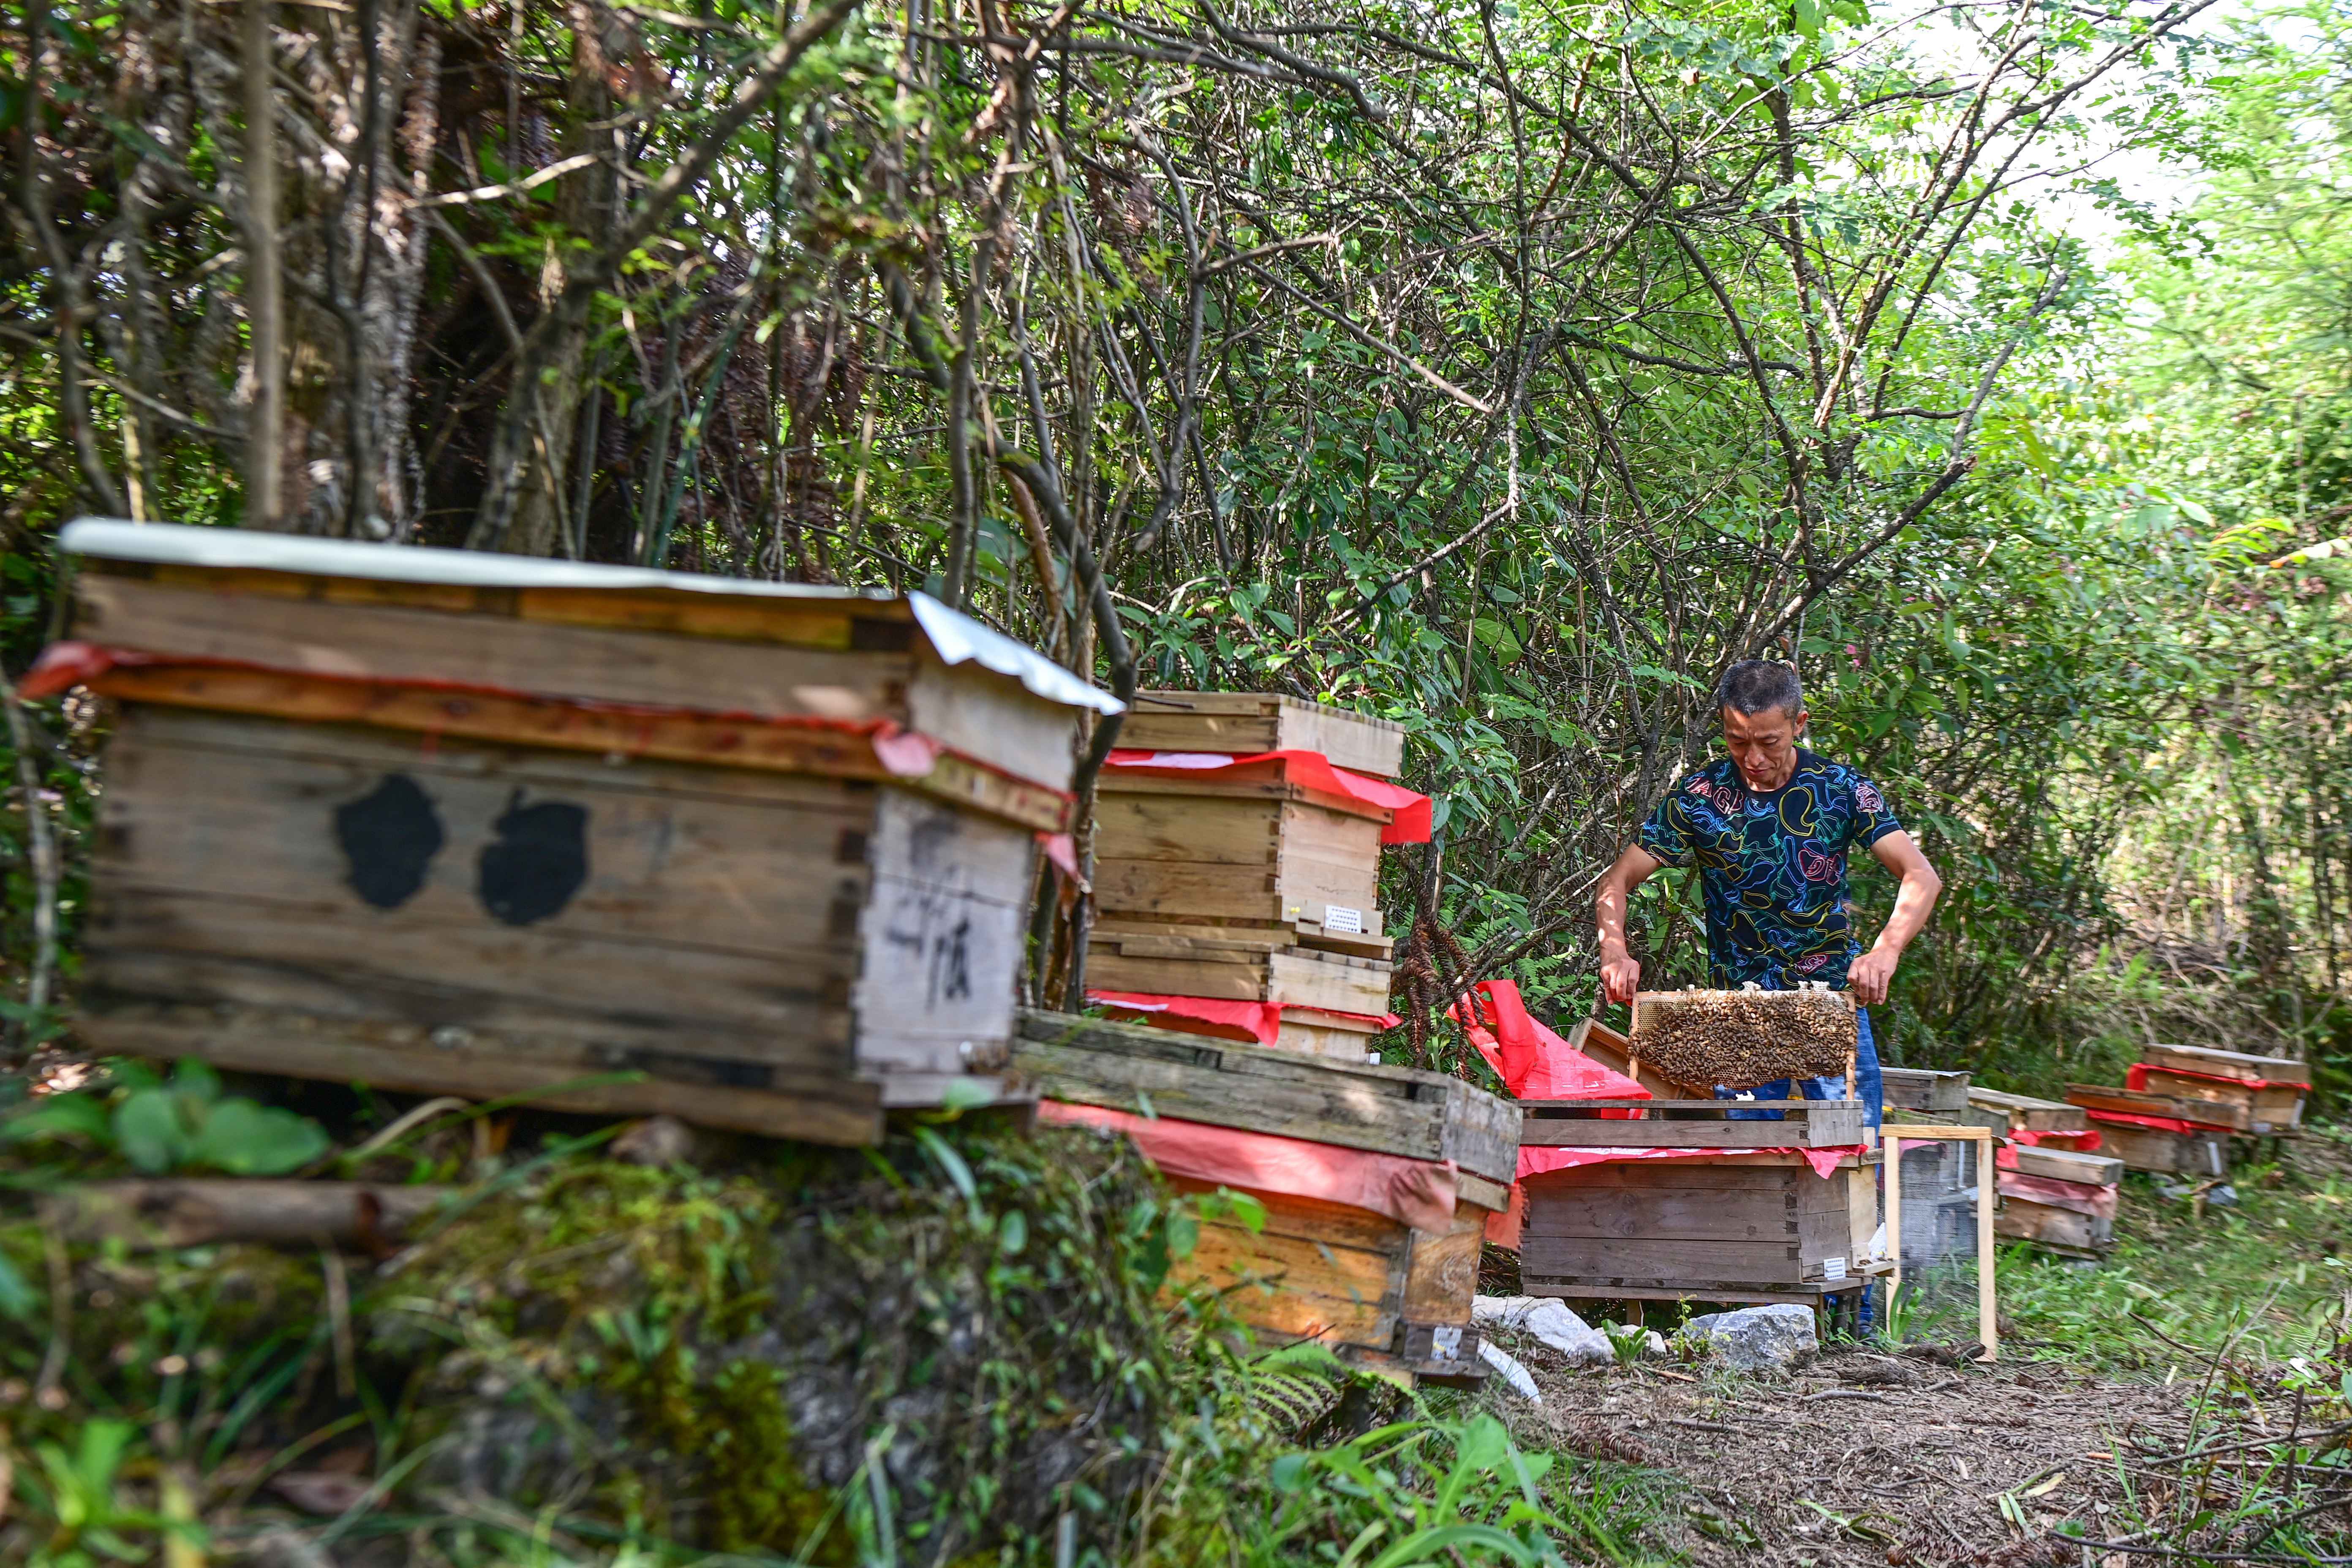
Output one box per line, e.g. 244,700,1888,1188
1590,659,1944,1127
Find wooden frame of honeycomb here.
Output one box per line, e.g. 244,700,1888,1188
1628,987,1859,1094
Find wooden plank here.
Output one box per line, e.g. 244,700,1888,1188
2066,1083,2251,1134
42,1179,456,1250
77,573,911,731
1966,1086,2087,1132
1995,1198,2110,1253
2132,1068,2303,1134
1519,1235,1809,1287
1520,1102,1865,1148
2141,1042,2311,1088
1524,1158,1841,1192
1882,1067,1971,1113
1524,1278,1864,1307
2008,1144,2122,1185
125,558,902,651
852,788,1033,1076
906,649,1082,794
1523,1186,1802,1243
1169,1181,1405,1347
1400,1209,1487,1324
1012,1010,1519,1183
1096,793,1282,866
79,1002,885,1145
1124,690,1406,777
2095,1122,2231,1177
1563,1014,1704,1100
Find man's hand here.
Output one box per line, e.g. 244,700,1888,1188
1600,943,1643,1005
1848,946,1898,1006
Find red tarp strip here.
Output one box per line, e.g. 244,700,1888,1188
1087,990,1397,1049
1037,1101,1459,1232
1998,1170,2119,1221
2085,1107,2230,1136
1102,748,1433,844
2011,1126,2103,1153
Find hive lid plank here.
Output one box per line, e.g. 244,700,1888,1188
2141,1042,2312,1087
56,518,1121,716
1011,1009,1518,1184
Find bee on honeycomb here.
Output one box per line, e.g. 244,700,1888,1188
1630,986,1856,1092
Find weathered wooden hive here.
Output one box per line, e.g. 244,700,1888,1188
38,520,1119,1146
1089,691,1418,1054
1013,1010,1518,1381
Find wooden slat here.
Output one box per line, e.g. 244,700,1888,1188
2095,1122,2231,1177
79,1002,885,1145
1125,690,1407,778
1520,1102,1865,1147
2132,1069,2304,1134
1168,1181,1405,1347
2066,1083,2251,1133
125,558,905,650
1400,1209,1486,1324
1012,1010,1519,1184
1523,1186,1802,1243
1995,1199,2110,1253
2006,1145,2123,1186
1882,1067,1971,1113
1519,1235,1808,1287
1965,1086,2088,1132
2141,1042,2311,1087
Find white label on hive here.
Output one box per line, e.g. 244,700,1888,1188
1821,1256,1848,1281
1323,905,1364,934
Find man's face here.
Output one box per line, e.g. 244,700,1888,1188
1723,704,1806,793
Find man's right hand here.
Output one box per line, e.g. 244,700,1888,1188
1599,945,1642,1005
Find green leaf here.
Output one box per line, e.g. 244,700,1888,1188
113,1089,192,1174
0,1092,111,1146
997,1208,1027,1255
186,1099,330,1176
0,1250,39,1321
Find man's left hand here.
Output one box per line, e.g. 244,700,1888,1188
1848,946,1899,1007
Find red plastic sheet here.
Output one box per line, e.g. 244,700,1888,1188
2085,1107,2225,1136
2010,1126,2103,1153
1087,990,1398,1050
1998,1171,2119,1222
1101,749,1433,843
1036,1101,1459,1233
2127,1062,2300,1093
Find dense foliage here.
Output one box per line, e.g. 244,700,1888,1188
1,0,2347,1082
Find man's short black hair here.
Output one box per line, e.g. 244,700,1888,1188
1717,659,1803,718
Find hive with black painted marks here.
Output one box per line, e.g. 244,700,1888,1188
47,519,1119,1145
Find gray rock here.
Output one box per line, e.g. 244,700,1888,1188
1478,1340,1543,1402
1473,1294,1615,1367
1682,1304,1818,1372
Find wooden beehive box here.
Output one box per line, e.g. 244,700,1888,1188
1995,1144,2122,1258
1093,776,1391,936
2136,1043,2308,1135
1012,1010,1516,1380
1883,1067,1971,1114
1086,921,1393,1015
48,520,1119,1146
1119,690,1406,777
2067,1083,2250,1134
1963,1086,2087,1137
1519,1151,1878,1296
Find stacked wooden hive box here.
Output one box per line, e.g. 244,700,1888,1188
2065,1043,2309,1180
35,519,1116,1145
1964,1087,2121,1257
1087,691,1413,1060
1013,1009,1518,1383
1511,1006,1886,1322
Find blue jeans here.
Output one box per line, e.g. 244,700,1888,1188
1715,1006,1883,1130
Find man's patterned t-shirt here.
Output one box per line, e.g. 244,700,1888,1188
1635,751,1903,991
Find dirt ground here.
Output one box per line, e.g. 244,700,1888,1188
1483,1336,2242,1565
